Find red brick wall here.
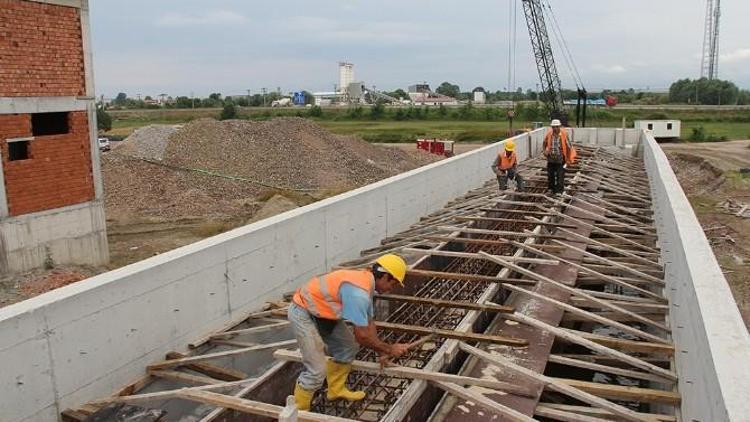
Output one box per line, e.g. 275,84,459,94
0,112,94,216
0,0,86,97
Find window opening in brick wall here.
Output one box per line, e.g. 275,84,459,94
31,112,69,136
8,140,30,161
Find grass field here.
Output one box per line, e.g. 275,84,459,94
107,106,750,142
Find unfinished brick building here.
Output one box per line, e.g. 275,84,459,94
0,0,107,274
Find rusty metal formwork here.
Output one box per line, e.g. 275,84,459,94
65,145,678,422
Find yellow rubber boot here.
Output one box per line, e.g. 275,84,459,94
326,361,366,402
294,383,314,411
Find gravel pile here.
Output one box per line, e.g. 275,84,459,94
163,118,436,190
118,124,180,161
103,118,438,219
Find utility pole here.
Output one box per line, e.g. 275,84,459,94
262,88,267,107
191,91,195,109
247,89,251,104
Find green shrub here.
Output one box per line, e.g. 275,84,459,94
689,126,706,141
220,103,238,120
308,105,323,118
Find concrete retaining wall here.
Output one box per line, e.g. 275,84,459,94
0,130,546,422
0,201,108,275
643,132,750,421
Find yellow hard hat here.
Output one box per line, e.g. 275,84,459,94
504,140,516,152
375,254,407,285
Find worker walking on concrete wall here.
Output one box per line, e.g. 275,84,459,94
491,140,525,192
543,119,577,195
289,254,412,411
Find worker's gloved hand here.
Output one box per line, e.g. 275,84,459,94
388,343,411,358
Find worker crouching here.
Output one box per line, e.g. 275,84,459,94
289,254,413,411
492,140,524,192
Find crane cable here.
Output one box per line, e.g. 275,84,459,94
542,0,584,90
507,0,518,105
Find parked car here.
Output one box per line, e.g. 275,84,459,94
98,137,111,152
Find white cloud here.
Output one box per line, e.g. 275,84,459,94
592,64,627,74
156,10,248,27
283,17,433,44
720,48,750,64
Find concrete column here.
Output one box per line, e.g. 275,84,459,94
78,1,103,200
79,0,94,98
0,154,8,218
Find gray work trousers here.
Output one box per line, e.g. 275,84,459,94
288,302,360,390
497,168,524,191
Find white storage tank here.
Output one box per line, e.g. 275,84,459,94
634,120,681,139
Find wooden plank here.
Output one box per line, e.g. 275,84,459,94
560,193,656,231
199,361,287,422
538,404,677,422
401,247,559,266
165,352,248,381
501,283,668,344
150,340,297,370
148,369,223,386
547,355,673,384
544,195,653,236
478,207,555,217
561,311,665,324
528,216,661,268
551,378,681,405
177,390,358,422
273,349,535,397
511,240,669,323
458,343,649,422
406,268,537,286
374,293,514,313
569,297,668,313
552,211,659,254
209,339,259,348
210,321,290,340
534,405,610,422
375,321,528,347
562,328,675,356
436,226,567,240
433,381,536,422
502,313,676,382
112,374,153,397
551,241,665,286
482,250,671,335
423,235,566,251
455,215,577,228
88,379,259,406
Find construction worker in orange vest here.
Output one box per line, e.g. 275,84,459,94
289,254,412,411
543,119,577,195
491,140,524,192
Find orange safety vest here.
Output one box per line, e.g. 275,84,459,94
293,269,375,320
498,151,517,170
544,129,577,164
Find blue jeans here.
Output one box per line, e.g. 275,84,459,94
288,302,360,390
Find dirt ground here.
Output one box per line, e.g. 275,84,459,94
661,140,750,328
0,124,447,308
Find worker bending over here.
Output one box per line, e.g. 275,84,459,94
289,254,412,410
491,140,524,192
543,119,577,195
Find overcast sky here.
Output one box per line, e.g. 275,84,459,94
89,1,750,98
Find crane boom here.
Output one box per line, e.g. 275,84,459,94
521,0,565,122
